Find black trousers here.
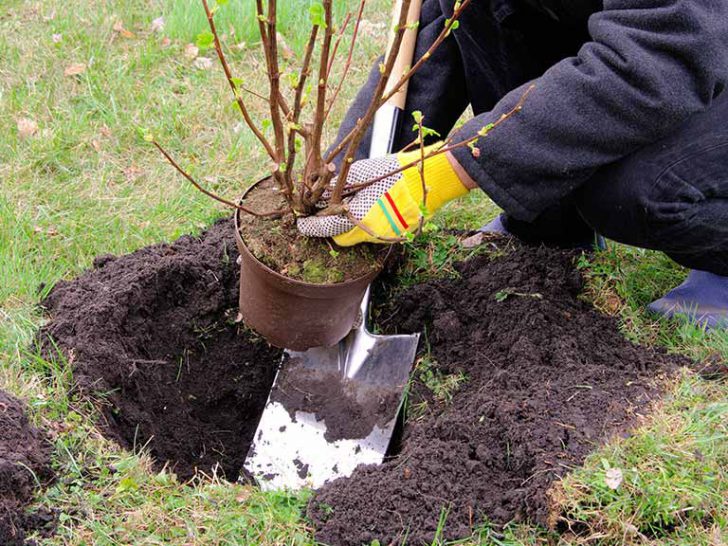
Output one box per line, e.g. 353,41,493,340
332,0,728,275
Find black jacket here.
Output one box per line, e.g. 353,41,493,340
451,0,728,221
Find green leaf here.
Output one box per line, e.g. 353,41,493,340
411,110,424,124
196,31,214,50
230,77,244,88
116,476,139,493
309,2,327,27
217,0,229,4
421,126,441,138
495,290,510,302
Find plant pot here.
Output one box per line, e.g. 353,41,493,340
233,181,382,351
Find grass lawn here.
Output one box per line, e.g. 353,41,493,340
0,0,725,544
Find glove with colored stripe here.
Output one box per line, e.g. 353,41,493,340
297,146,469,246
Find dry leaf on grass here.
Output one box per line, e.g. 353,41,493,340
17,118,39,139
151,16,165,33
33,226,59,236
184,43,199,60
193,57,213,70
123,165,144,182
112,20,135,39
64,63,87,77
604,467,623,490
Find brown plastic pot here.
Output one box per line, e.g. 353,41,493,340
233,180,382,351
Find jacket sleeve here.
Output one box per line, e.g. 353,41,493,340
451,0,728,222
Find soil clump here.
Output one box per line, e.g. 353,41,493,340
39,219,282,480
309,240,689,545
237,178,383,283
270,354,402,442
0,390,56,545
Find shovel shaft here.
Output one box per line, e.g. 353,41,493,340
369,0,423,158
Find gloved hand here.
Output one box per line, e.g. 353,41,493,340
297,145,469,246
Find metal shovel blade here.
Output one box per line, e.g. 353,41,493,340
243,289,419,490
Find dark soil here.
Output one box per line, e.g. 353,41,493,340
39,218,282,481
238,178,383,283
270,354,402,442
308,240,689,546
0,390,56,546
36,219,691,545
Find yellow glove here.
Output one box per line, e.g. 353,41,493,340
297,145,469,246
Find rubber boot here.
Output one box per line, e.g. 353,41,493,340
647,270,728,330
480,213,606,250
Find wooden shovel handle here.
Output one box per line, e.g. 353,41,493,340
384,0,423,110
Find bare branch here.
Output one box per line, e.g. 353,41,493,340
285,24,319,205
201,0,277,161
324,0,367,123
323,0,413,205
326,12,353,78
338,85,536,198
378,0,474,106
154,142,285,218
305,0,335,189
324,0,473,167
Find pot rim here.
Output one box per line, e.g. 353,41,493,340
234,178,390,290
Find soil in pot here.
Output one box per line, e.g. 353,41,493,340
308,240,690,546
0,390,56,546
39,219,282,481
237,178,384,284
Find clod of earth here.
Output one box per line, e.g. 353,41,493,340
270,354,402,442
0,391,56,546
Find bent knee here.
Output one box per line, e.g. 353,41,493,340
575,151,726,249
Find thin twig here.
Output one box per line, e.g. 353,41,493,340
305,0,335,190
285,25,319,203
325,0,473,166
323,0,413,205
414,116,427,236
154,142,284,218
337,84,535,198
324,0,367,123
201,0,276,161
379,0,474,106
345,209,407,243
326,12,353,78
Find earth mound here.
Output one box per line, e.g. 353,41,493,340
0,390,55,545
39,219,282,480
308,241,688,545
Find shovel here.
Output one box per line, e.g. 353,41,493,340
243,0,423,491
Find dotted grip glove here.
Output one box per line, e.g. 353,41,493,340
297,146,468,246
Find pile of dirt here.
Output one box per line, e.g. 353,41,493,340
0,390,55,545
39,218,282,480
308,241,688,545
